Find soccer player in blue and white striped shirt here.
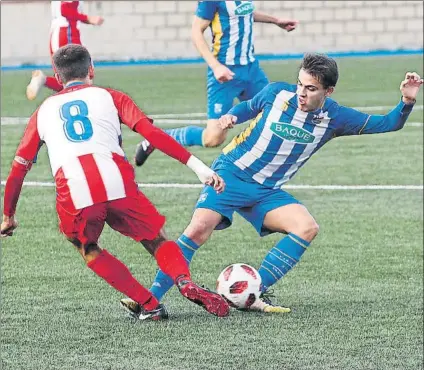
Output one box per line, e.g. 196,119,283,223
134,1,298,166
125,53,422,314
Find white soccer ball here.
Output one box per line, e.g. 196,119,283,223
216,263,262,309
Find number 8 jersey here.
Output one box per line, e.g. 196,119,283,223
15,83,152,211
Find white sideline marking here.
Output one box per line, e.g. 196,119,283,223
1,117,423,127
1,104,423,126
151,112,206,118
153,119,206,125
147,105,424,116
0,181,422,190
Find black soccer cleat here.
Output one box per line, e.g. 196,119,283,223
134,140,155,167
176,277,230,317
120,298,169,321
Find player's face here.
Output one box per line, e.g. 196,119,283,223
296,69,333,112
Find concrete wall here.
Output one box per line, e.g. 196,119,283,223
1,1,423,65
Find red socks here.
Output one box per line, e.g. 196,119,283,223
45,76,63,92
154,241,191,282
87,242,190,310
87,249,159,311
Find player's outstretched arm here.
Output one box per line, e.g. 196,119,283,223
253,11,298,32
338,72,423,136
136,119,225,192
135,123,225,192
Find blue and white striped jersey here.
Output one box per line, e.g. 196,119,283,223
196,1,255,66
221,82,414,189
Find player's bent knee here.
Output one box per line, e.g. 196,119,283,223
297,220,320,242
203,121,227,148
202,134,226,148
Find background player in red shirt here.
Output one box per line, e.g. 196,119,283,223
26,1,104,100
3,44,229,321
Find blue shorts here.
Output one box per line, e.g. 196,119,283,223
207,59,269,119
195,157,301,236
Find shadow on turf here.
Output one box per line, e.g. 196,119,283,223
120,308,294,324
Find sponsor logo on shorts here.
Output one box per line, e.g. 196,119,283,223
270,123,315,144
198,193,208,203
234,2,254,16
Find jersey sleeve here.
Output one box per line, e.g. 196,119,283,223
195,1,218,20
336,99,414,136
105,88,154,130
227,83,275,124
15,110,43,166
61,1,89,23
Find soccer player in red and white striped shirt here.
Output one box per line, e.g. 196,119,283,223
26,1,104,100
3,44,230,320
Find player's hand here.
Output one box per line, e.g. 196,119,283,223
88,16,104,26
218,114,238,130
205,173,225,194
400,72,423,105
212,64,235,83
186,156,225,193
1,215,18,238
275,19,298,32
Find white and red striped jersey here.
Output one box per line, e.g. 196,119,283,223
6,83,191,215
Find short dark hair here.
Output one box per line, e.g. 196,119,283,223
299,53,339,88
52,44,92,84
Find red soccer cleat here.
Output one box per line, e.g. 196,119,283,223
176,277,230,318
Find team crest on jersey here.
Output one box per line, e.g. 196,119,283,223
312,113,325,124
234,2,254,16
271,123,315,144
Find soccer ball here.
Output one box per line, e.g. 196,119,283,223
216,263,262,309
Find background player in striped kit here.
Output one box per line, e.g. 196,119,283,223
26,1,104,100
2,44,230,321
122,53,423,314
134,0,298,166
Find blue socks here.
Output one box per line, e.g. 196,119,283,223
165,126,204,147
258,233,310,292
150,232,309,300
150,235,200,300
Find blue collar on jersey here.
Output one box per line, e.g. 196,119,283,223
65,81,86,88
